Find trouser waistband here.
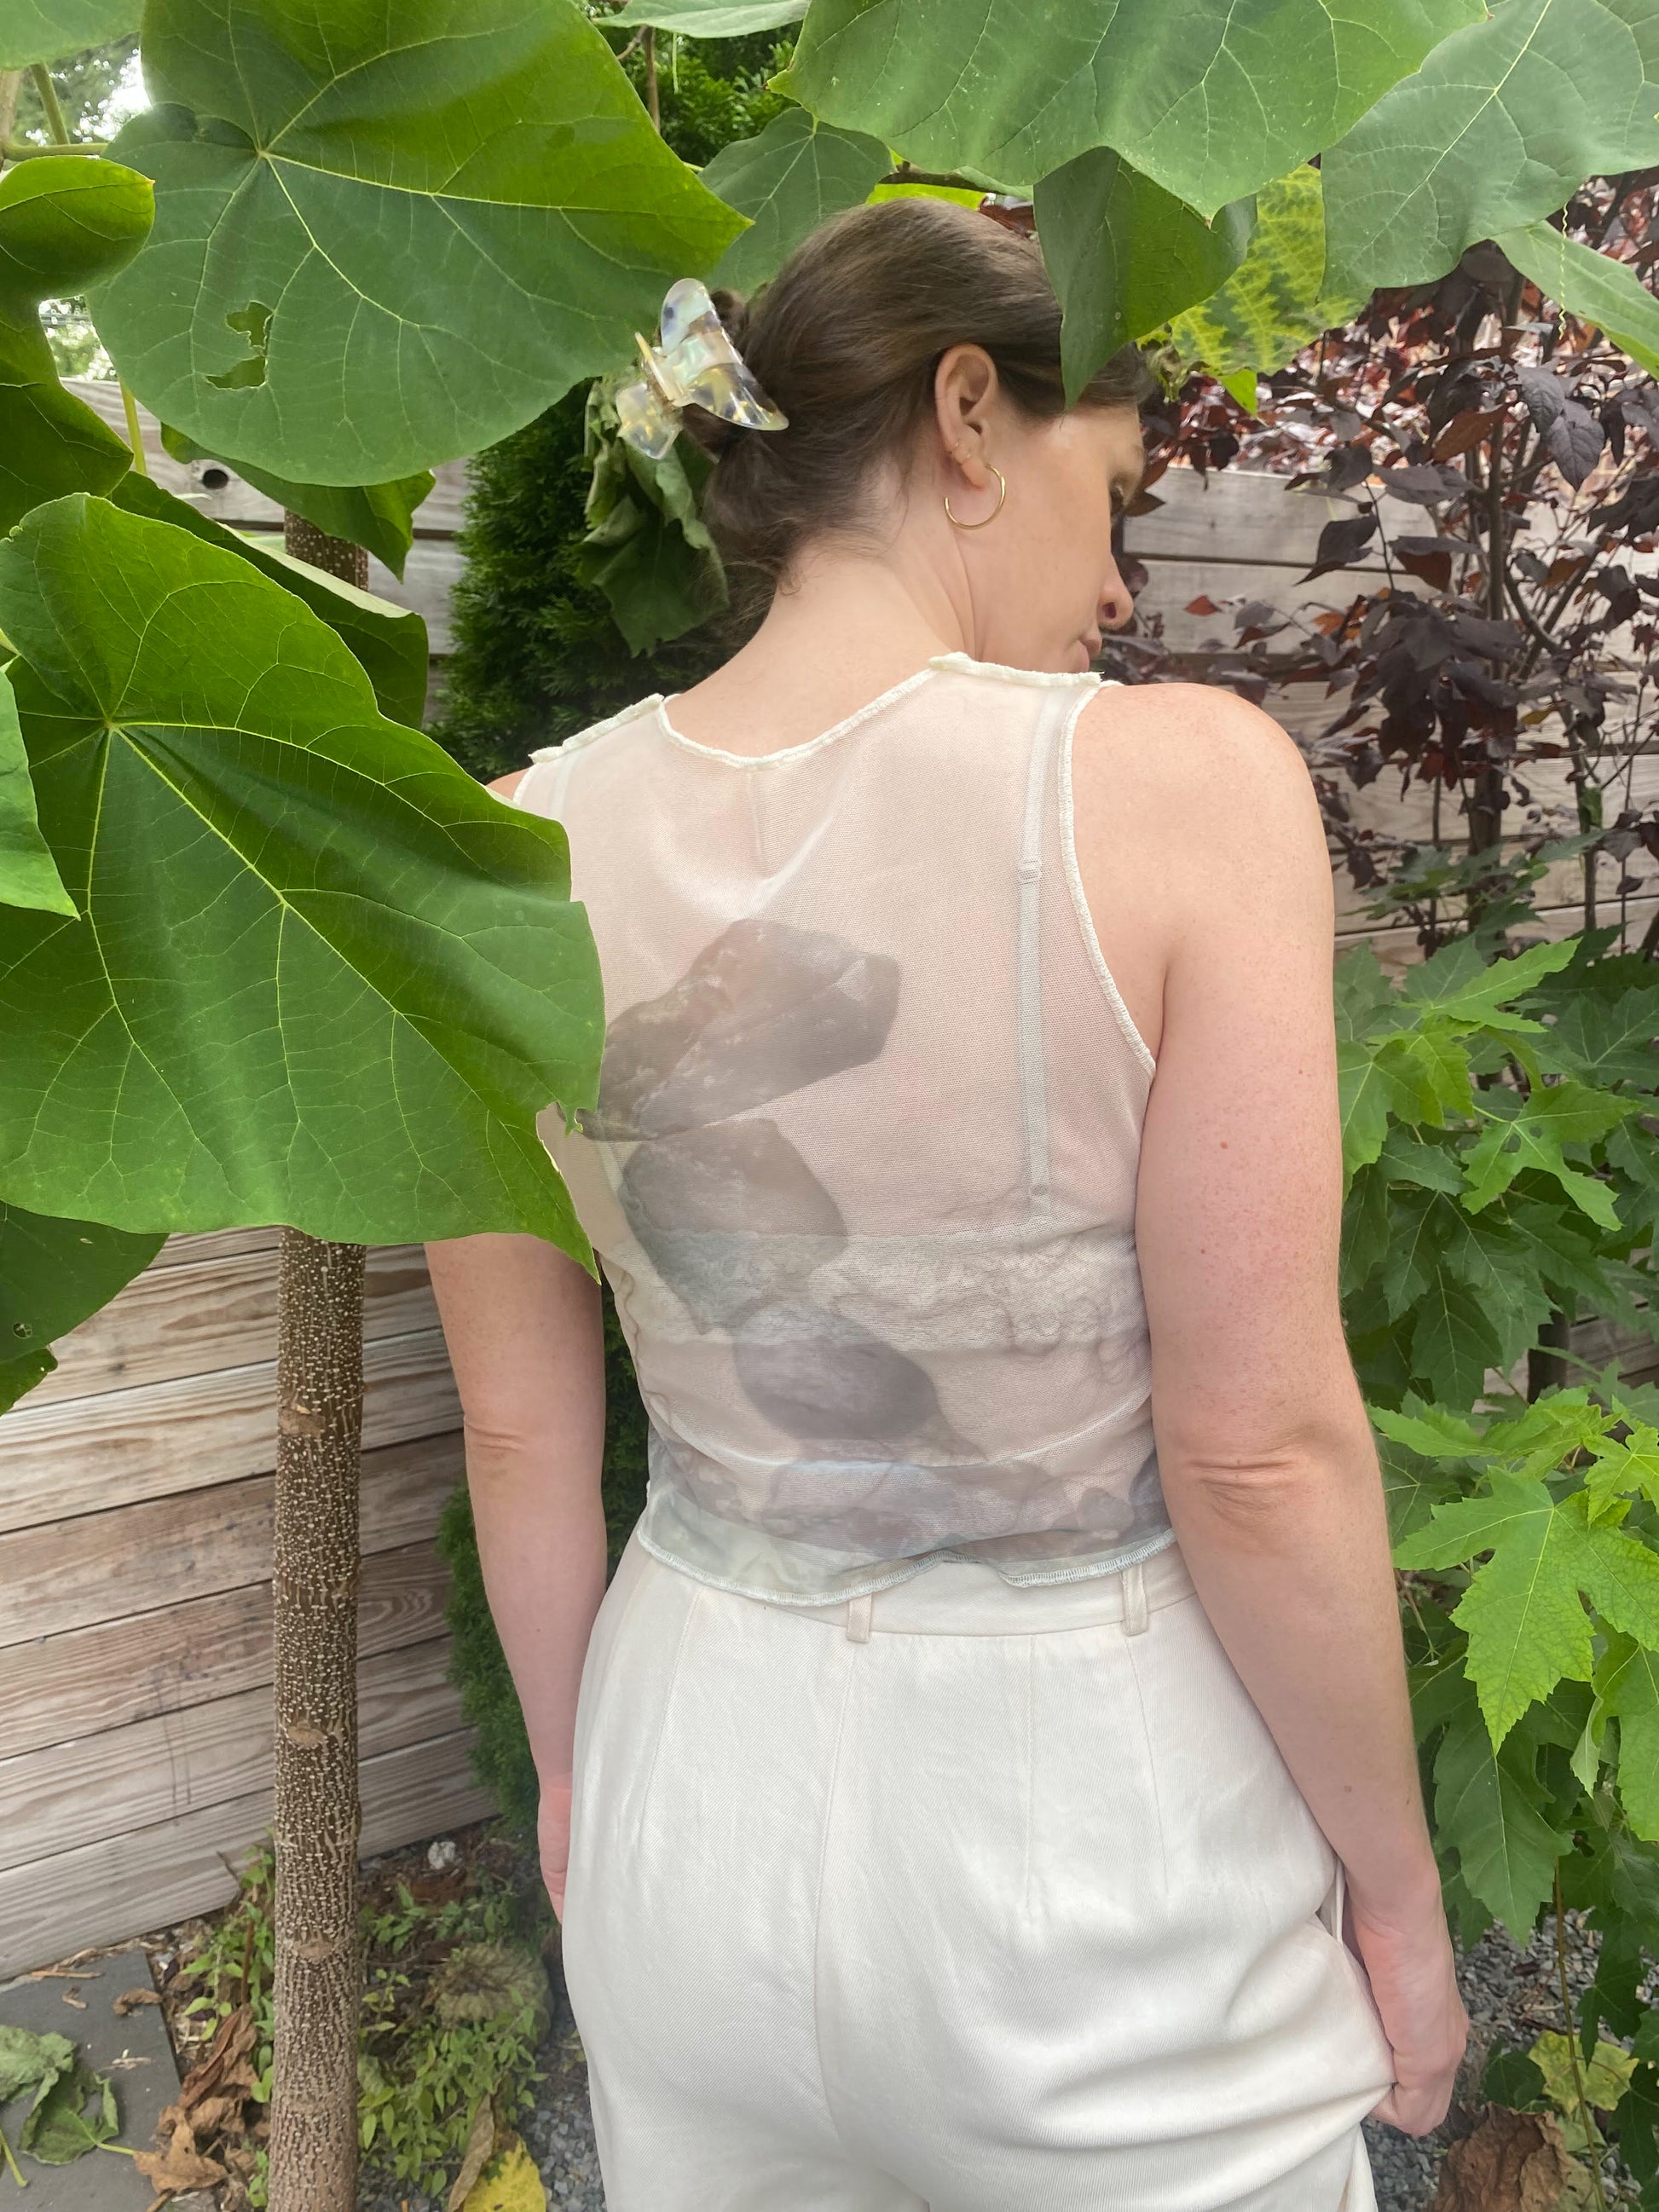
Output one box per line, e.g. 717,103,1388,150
767,1534,1195,1642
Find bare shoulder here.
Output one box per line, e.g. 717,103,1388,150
488,768,529,803
1075,680,1315,826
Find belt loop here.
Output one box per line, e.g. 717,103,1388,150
1121,1560,1149,1637
846,1591,874,1643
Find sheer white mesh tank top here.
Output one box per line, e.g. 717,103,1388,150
512,652,1174,1604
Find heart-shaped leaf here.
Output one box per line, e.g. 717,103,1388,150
1501,219,1659,379
783,0,1483,214
0,1198,164,1413
109,471,431,727
1167,167,1367,376
0,494,603,1251
0,0,136,67
0,661,74,918
0,155,153,534
90,0,746,484
1322,0,1659,294
610,0,806,28
702,108,890,292
1034,148,1255,401
158,427,433,580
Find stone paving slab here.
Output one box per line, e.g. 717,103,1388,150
0,1944,177,2209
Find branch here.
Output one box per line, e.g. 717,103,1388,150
1,136,107,157
882,162,993,193
28,61,67,145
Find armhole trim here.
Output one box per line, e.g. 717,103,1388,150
1058,690,1158,1079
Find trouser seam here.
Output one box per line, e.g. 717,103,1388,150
811,1648,862,2157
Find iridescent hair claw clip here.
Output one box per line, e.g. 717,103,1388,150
615,278,788,459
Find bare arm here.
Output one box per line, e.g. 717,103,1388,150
425,1231,608,1909
1074,684,1464,2132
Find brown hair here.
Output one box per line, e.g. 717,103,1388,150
681,195,1156,600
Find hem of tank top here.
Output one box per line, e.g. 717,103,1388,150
631,1515,1179,1607
1056,687,1159,1079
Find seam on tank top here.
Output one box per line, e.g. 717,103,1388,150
989,1521,1180,1587
1057,690,1159,1078
1015,692,1063,1212
528,695,663,762
811,1652,862,2154
653,666,938,765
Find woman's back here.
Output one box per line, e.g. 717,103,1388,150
514,654,1171,1603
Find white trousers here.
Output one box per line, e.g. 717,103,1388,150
561,1525,1396,2211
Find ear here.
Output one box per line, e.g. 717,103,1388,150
933,344,1000,488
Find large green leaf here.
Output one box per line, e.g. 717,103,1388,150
90,0,746,484
1434,1698,1567,1941
0,1200,164,1414
0,494,603,1251
1322,0,1659,295
0,662,73,919
0,155,152,535
611,0,806,28
159,427,433,581
1167,167,1367,377
1463,1080,1640,1227
109,472,430,728
1034,149,1254,401
783,0,1483,214
702,107,890,292
1499,221,1659,379
0,0,136,66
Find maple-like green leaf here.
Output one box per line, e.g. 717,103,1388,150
1433,1699,1567,1940
1322,0,1659,296
0,156,153,536
783,0,1482,215
1599,1633,1659,1840
1410,1270,1501,1407
1464,1081,1639,1227
702,107,890,293
1529,2029,1636,2116
1398,1476,1598,1742
1035,148,1255,401
1373,1401,1485,1459
1586,1424,1659,1522
1500,220,1659,378
1533,985,1659,1089
1338,1037,1394,1183
1166,167,1366,377
0,493,603,1247
20,2059,118,2164
1401,931,1577,1030
0,2024,74,2107
0,661,73,918
91,0,746,483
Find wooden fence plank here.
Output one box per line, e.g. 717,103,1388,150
0,1430,464,1648
0,1539,454,1760
29,1244,438,1407
0,1329,460,1536
0,1637,463,1874
0,1729,495,1981
151,1228,282,1268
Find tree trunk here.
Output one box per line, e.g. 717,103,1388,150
268,514,370,2212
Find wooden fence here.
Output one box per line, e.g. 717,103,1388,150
2,398,1654,1975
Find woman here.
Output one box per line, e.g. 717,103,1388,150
426,196,1467,2212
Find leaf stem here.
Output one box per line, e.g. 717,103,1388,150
0,137,107,159
27,64,68,147
1553,1863,1608,2212
0,2117,26,2186
119,382,147,476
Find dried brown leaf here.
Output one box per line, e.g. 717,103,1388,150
448,2098,498,2212
134,2116,228,2198
113,1986,162,2015
1429,2105,1581,2211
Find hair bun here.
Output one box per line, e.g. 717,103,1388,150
708,286,751,349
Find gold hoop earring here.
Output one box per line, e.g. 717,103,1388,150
944,464,1007,530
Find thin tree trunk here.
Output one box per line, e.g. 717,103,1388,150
0,72,21,171
643,26,660,129
268,513,370,2212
